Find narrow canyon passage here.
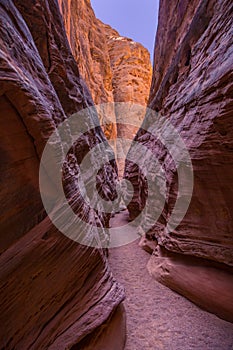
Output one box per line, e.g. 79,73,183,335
109,211,233,350
1,0,233,348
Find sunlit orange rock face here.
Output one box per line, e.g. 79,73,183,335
103,23,152,108
58,0,152,168
125,0,233,322
0,0,125,348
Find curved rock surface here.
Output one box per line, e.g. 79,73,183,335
125,0,233,321
0,0,125,348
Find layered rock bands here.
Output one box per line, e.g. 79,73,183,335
125,0,233,322
0,0,126,348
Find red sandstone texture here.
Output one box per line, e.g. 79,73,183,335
58,0,152,156
0,0,125,348
124,0,233,322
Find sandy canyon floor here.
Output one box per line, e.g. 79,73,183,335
109,211,233,350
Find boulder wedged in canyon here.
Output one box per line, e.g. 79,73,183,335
0,0,125,348
124,0,233,321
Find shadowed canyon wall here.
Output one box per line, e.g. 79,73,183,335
0,0,126,348
125,0,233,322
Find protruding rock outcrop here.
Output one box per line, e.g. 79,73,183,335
0,0,125,348
125,0,233,322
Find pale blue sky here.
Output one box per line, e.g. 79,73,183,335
90,0,160,61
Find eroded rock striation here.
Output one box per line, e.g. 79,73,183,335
125,0,233,322
0,0,125,348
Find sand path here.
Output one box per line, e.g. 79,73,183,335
109,211,233,350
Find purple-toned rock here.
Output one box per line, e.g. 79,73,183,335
125,0,233,321
0,0,125,348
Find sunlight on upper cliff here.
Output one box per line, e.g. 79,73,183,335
90,0,159,61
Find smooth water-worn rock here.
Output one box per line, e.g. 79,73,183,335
125,0,233,321
147,246,233,323
0,0,125,348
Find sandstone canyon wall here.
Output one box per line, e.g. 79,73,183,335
125,0,233,322
58,0,152,108
58,0,152,176
0,0,126,348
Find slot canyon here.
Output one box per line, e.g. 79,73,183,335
0,0,233,349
